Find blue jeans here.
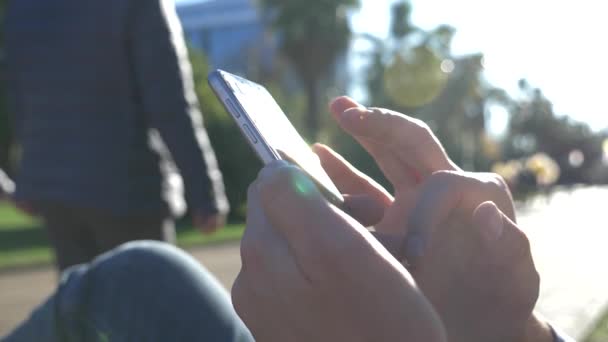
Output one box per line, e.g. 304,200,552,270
3,241,253,342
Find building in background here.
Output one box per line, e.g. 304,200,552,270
176,0,276,77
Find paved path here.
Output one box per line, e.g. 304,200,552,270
520,186,608,338
0,243,242,337
2,186,608,339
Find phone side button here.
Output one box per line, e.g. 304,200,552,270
242,124,258,144
226,98,241,118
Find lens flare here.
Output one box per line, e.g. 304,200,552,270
440,59,455,73
292,172,316,196
568,149,584,168
383,46,448,108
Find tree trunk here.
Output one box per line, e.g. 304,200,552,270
304,77,320,141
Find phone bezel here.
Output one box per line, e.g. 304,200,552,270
208,70,279,164
208,69,345,209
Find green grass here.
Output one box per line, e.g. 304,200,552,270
0,202,40,230
584,310,608,342
0,202,244,270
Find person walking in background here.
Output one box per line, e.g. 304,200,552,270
3,0,229,271
0,167,15,200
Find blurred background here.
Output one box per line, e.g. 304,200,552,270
1,0,608,340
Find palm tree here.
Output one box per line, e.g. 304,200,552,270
260,0,359,140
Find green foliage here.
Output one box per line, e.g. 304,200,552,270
0,202,39,229
262,0,357,82
360,1,607,189
503,82,605,185
188,49,261,219
390,1,416,38
260,0,359,140
0,201,245,269
383,46,447,108
356,1,492,171
189,46,319,217
585,308,608,342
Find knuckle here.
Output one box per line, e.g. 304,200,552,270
412,117,432,134
299,238,330,270
508,227,533,264
298,233,359,280
491,173,509,191
407,116,434,142
323,233,368,271
429,169,460,184
480,173,509,194
390,111,432,141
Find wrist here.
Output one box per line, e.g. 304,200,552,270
519,313,554,342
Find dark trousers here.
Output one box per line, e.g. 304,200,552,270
38,203,175,271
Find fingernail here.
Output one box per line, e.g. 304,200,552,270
478,202,504,243
405,234,426,260
341,107,370,121
258,160,290,180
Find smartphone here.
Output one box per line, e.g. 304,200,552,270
208,69,344,208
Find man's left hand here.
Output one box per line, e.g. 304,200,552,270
193,211,226,234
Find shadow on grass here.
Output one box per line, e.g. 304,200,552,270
0,226,49,252
0,220,244,270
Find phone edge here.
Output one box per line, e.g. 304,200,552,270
207,70,280,164
208,70,346,210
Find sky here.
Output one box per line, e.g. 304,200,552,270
350,0,607,132
177,0,608,131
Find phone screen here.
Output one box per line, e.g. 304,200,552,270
209,70,344,207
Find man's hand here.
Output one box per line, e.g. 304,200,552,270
0,168,15,201
314,96,549,342
407,175,547,342
232,161,446,342
317,96,515,252
193,211,226,234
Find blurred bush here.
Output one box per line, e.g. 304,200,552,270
346,1,608,199
492,153,560,200
260,0,359,140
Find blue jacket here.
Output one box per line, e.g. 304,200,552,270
4,0,228,216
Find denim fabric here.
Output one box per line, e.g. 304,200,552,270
3,241,253,342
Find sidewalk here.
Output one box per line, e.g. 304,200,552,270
1,186,607,339
0,243,242,336
521,186,608,338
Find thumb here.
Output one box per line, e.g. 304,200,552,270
472,201,533,267
472,201,504,243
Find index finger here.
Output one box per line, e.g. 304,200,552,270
330,96,459,177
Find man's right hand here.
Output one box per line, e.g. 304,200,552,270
315,96,549,342
193,211,226,235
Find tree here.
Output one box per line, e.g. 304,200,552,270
503,81,605,185
359,1,500,170
260,0,359,140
